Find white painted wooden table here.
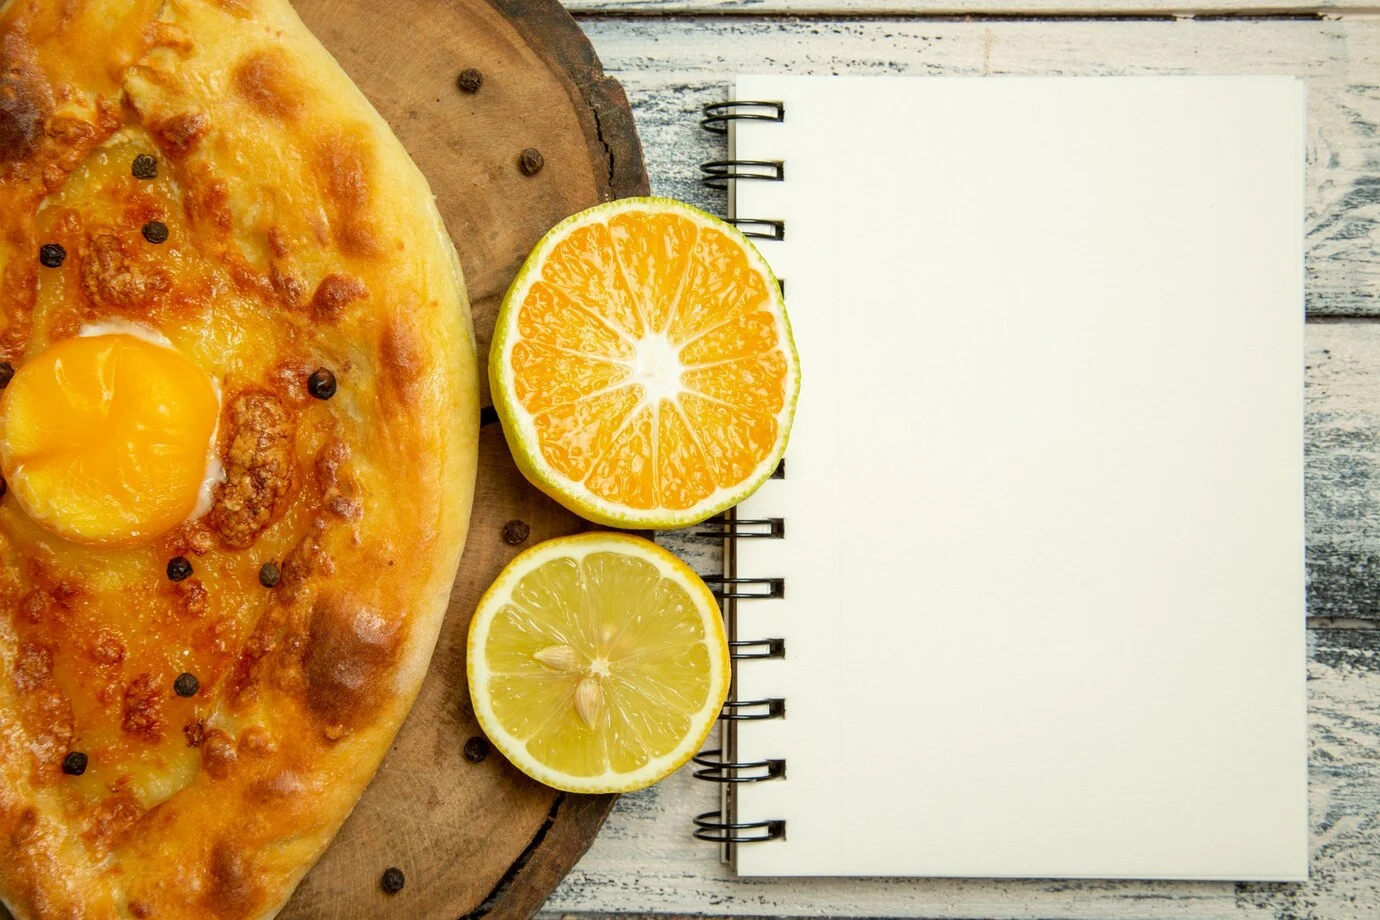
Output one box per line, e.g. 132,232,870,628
542,4,1380,917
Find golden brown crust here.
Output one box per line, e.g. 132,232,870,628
146,109,210,159
302,596,402,737
205,841,266,918
312,132,383,259
120,673,166,743
80,229,173,310
0,0,478,917
210,391,296,549
309,273,366,323
0,33,51,164
232,49,301,122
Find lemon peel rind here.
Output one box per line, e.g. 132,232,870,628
466,531,730,794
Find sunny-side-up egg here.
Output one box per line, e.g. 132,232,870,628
0,321,224,546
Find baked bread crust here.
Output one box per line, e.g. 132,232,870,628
0,0,478,917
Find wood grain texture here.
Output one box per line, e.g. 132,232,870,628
271,0,642,916
541,15,1380,918
295,0,649,408
567,0,1373,14
576,16,1380,317
1307,323,1380,622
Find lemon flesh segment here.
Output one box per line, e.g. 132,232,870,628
469,533,729,793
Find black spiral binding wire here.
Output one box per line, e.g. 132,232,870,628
724,218,786,242
692,99,790,855
700,100,788,241
693,750,787,783
692,507,789,849
696,516,786,540
701,159,785,190
701,100,785,134
702,576,786,599
720,697,787,720
730,638,786,660
694,812,787,844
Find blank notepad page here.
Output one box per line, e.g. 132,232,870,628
729,76,1307,879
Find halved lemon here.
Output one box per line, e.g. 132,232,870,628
467,532,729,793
491,197,799,529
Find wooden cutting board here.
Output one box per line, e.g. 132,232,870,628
277,0,649,917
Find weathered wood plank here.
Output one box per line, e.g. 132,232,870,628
543,628,1380,917
568,1,1371,15
1305,322,1380,620
578,17,1380,316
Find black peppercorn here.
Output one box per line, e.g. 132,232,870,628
307,368,337,400
131,154,158,180
463,736,490,763
166,555,193,582
457,68,483,93
38,244,66,268
142,221,169,245
518,148,544,176
173,672,200,697
62,751,88,776
380,867,405,894
0,362,12,388
501,520,530,546
259,562,281,588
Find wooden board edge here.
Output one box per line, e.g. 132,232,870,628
467,792,620,920
488,0,651,200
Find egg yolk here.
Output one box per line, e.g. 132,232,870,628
0,333,220,546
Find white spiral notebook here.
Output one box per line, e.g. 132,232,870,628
695,75,1308,881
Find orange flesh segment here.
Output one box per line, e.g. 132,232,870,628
513,209,787,510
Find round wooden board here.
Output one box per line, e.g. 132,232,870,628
277,0,649,917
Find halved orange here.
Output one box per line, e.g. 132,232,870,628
491,197,799,528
